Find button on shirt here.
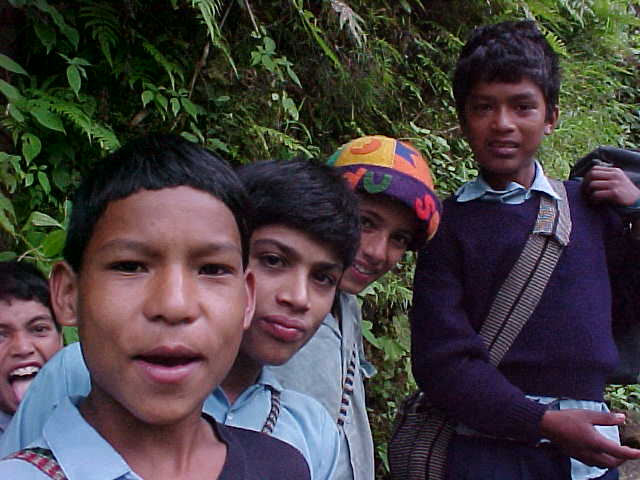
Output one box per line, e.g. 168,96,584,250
0,343,339,480
455,161,621,480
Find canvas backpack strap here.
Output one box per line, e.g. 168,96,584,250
261,386,282,434
480,179,571,365
5,447,68,480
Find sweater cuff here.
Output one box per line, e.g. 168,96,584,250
504,397,549,444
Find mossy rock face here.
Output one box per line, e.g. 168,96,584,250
620,410,640,449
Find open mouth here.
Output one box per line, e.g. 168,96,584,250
133,347,204,384
352,263,379,277
9,365,40,403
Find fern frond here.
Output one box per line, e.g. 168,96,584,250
190,0,237,75
140,39,185,90
79,2,120,66
329,0,366,47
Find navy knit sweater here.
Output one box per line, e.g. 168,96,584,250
410,180,631,444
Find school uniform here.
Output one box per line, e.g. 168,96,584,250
0,395,310,479
411,163,636,479
0,342,338,480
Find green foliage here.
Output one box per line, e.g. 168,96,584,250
2,0,640,476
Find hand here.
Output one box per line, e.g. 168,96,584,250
540,409,640,468
583,165,640,206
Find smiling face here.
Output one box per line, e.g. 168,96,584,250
51,186,255,426
339,194,420,295
241,225,343,366
0,299,61,414
463,78,558,190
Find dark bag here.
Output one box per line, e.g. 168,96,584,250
570,146,640,384
570,146,640,188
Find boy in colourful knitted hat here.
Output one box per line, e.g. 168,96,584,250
270,135,441,480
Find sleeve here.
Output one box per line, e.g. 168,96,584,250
0,342,91,456
409,214,547,443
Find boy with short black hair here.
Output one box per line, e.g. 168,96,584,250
0,261,62,434
411,20,640,479
270,135,441,479
0,134,310,479
0,157,359,480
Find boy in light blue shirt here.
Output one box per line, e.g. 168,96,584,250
1,157,360,480
0,134,311,479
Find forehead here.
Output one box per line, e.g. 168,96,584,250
0,299,53,328
250,224,342,268
468,78,545,101
358,194,420,232
86,187,242,256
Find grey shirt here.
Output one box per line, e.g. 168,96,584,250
268,293,375,480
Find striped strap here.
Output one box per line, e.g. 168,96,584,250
337,342,358,427
480,179,571,365
6,447,67,479
261,387,282,434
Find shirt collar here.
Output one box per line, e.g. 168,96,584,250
43,396,138,480
456,161,561,204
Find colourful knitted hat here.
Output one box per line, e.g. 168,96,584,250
327,135,441,249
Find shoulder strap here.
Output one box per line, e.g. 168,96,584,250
261,386,282,434
5,447,67,480
479,179,571,365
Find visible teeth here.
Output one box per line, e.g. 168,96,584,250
10,366,40,377
354,265,375,275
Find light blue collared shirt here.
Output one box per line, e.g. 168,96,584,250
0,342,339,480
456,161,561,204
0,395,140,479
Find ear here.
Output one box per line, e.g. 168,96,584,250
544,106,560,135
49,261,80,327
242,270,256,331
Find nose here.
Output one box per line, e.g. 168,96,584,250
492,106,515,132
144,266,199,324
360,230,388,266
276,271,311,313
10,332,36,358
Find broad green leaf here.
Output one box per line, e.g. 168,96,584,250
181,98,198,119
21,133,42,164
141,90,154,107
0,252,17,262
8,104,25,122
264,37,276,53
41,229,66,257
29,211,63,229
0,54,28,76
31,107,65,133
0,192,15,235
33,22,56,53
67,65,81,97
25,172,34,187
0,79,22,102
170,97,180,116
52,166,71,190
155,94,168,111
37,171,51,194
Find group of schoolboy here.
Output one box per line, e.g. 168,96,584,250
0,18,638,480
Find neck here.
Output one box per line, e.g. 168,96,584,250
481,162,536,191
220,351,262,404
80,388,224,479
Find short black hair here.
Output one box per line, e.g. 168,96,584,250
64,133,252,271
237,159,360,268
0,260,60,331
453,20,560,124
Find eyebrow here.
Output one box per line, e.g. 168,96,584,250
470,92,540,102
251,238,343,271
97,239,242,257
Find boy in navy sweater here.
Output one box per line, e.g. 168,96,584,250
410,20,640,479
